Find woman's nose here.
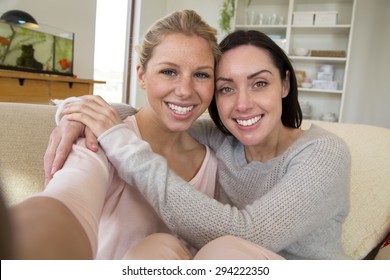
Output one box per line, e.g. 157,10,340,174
175,76,193,98
235,90,253,112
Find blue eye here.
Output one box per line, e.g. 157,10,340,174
195,72,210,79
161,69,176,76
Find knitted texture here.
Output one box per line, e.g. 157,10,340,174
99,121,351,260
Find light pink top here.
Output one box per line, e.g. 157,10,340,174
96,116,217,259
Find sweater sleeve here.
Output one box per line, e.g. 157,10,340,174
98,125,351,252
54,98,137,124
188,118,226,151
111,103,138,120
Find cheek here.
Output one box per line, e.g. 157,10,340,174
215,95,230,116
147,81,169,98
199,82,215,103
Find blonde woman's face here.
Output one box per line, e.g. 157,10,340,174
137,33,215,132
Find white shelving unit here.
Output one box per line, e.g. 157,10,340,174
233,0,356,122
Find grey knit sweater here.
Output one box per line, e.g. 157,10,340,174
98,117,351,260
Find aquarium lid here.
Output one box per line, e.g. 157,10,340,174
0,10,39,29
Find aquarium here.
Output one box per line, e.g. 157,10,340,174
0,21,74,76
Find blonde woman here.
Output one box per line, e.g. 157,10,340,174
10,10,220,260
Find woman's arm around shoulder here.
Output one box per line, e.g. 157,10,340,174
189,116,226,151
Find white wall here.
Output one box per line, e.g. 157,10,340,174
130,0,168,107
0,0,96,79
343,0,390,128
166,0,226,42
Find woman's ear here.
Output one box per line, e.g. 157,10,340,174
282,70,290,98
136,65,146,89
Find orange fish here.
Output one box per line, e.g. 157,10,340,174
0,36,10,46
58,58,71,70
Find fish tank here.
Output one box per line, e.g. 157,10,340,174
0,20,74,76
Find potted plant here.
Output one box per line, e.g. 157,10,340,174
219,0,253,33
218,0,235,33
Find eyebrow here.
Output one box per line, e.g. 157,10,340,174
248,69,273,79
216,69,273,83
157,62,214,71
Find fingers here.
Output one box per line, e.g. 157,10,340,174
64,112,107,138
43,119,87,186
79,95,108,106
51,133,76,176
65,95,111,118
62,96,123,137
84,127,99,152
44,127,62,186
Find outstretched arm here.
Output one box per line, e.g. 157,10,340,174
11,139,113,259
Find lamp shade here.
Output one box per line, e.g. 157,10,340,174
0,10,39,28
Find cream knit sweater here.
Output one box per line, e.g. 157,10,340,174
97,118,351,259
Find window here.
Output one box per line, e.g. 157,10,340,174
93,0,129,103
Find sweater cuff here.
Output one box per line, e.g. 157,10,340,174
111,103,138,120
98,123,151,154
54,97,82,125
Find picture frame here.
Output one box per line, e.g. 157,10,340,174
295,70,306,87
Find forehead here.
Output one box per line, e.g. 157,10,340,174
217,45,276,74
150,33,214,65
221,45,273,65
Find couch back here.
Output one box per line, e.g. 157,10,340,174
0,102,389,259
0,103,56,205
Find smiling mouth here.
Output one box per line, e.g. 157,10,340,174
167,103,195,115
235,115,262,127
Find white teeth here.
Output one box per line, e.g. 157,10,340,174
236,116,261,126
168,103,194,115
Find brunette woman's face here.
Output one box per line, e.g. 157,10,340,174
215,45,289,146
137,33,215,132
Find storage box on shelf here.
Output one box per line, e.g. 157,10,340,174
233,0,356,121
293,11,315,25
314,11,338,25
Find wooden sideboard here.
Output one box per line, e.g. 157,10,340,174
0,70,105,103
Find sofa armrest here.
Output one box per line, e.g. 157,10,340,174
302,120,390,259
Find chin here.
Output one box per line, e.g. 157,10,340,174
233,132,262,146
167,121,193,132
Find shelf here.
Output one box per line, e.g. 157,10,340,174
298,88,343,95
289,56,347,63
236,24,288,29
0,69,105,103
235,25,287,36
291,24,351,29
291,25,351,35
234,0,355,122
0,69,105,85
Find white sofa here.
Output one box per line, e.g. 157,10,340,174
0,102,389,259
